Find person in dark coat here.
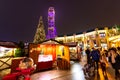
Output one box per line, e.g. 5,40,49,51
109,47,120,79
85,47,91,64
90,47,100,71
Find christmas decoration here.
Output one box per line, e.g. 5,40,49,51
33,16,46,43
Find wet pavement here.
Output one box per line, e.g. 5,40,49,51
31,62,85,80
0,54,119,80
30,55,118,80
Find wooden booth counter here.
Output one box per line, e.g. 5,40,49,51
36,55,53,71
37,61,53,71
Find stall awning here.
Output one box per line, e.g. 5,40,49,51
40,39,64,45
0,41,18,48
64,42,77,47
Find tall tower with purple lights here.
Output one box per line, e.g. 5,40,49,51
47,7,57,39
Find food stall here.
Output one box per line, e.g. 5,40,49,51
29,39,70,71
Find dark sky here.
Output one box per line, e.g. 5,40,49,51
0,0,120,42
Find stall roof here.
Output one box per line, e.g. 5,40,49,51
40,39,64,45
64,42,78,47
0,41,18,48
30,39,65,45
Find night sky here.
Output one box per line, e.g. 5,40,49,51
0,0,120,42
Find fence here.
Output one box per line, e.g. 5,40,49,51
0,56,13,71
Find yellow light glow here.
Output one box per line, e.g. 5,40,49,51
109,35,120,41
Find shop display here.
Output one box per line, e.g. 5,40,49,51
38,55,52,62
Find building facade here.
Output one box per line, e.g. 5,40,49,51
55,27,120,60
56,27,109,49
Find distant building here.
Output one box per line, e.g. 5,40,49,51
55,26,120,60
55,27,120,50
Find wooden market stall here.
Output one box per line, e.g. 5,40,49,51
29,39,70,71
0,41,18,72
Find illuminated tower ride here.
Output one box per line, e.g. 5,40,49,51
47,7,57,39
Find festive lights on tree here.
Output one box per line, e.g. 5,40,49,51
33,16,46,43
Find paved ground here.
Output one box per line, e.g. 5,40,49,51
0,55,119,80
30,55,118,80
31,62,85,80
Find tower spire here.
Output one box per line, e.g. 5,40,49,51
47,7,57,39
33,16,46,43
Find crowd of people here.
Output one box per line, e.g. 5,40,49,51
84,47,120,79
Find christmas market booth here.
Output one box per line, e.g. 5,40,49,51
0,41,19,71
0,41,18,57
29,39,70,71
